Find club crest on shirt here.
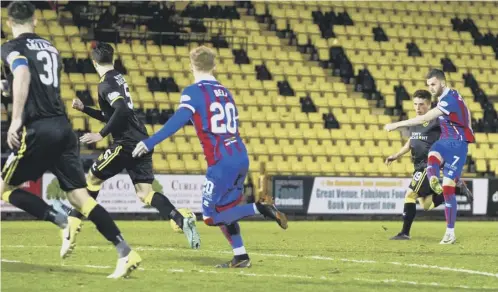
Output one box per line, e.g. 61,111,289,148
423,121,429,127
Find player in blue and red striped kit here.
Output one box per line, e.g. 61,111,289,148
133,46,288,267
385,69,475,244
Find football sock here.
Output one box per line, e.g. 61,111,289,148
68,189,99,219
401,203,416,235
427,156,441,179
144,192,184,229
213,204,256,225
79,197,130,257
442,185,457,229
3,189,67,229
220,222,248,259
431,194,445,209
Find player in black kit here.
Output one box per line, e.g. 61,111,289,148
0,1,141,278
64,42,200,255
385,90,473,240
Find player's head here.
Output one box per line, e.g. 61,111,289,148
189,46,216,75
91,42,114,69
426,69,446,98
6,1,37,36
412,89,432,116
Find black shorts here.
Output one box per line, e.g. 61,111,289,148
408,168,438,197
90,142,154,184
1,116,87,191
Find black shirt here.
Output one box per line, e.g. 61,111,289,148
1,33,66,125
409,119,441,169
98,69,148,146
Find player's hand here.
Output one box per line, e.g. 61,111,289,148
384,123,398,132
7,118,22,149
80,132,103,144
72,98,84,111
0,79,10,97
132,141,149,158
385,155,398,166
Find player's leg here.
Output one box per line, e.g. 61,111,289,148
427,141,446,194
0,127,67,228
128,151,200,248
216,222,251,268
456,179,473,203
67,170,104,219
439,141,468,244
55,133,141,277
391,189,417,240
202,162,288,229
0,178,68,229
135,182,201,249
67,145,123,220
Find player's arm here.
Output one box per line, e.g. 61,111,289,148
72,98,106,122
132,88,198,157
98,98,128,138
137,107,193,154
80,86,130,144
385,140,410,165
5,50,30,149
385,108,443,131
83,106,107,122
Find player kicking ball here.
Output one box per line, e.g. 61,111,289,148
1,2,140,278
385,69,475,244
133,46,288,268
64,42,201,260
385,90,473,240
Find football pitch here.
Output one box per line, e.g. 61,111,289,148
2,221,497,292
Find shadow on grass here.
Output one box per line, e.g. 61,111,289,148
1,261,104,276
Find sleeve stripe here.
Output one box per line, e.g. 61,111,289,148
11,55,27,62
437,105,450,115
178,103,195,113
109,96,124,105
10,56,28,71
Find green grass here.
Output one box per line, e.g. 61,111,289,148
2,221,498,292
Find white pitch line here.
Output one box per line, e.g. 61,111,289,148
3,244,498,278
1,259,496,290
354,278,478,290
2,258,495,290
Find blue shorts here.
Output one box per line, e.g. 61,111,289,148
202,154,249,218
429,139,468,180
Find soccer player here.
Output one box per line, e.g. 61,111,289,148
385,89,473,240
0,1,141,278
385,69,475,244
133,46,288,268
66,42,201,254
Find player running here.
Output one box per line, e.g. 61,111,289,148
65,42,200,256
133,46,288,268
385,89,473,240
0,1,141,278
385,69,475,244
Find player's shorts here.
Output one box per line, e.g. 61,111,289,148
90,142,154,184
201,153,249,218
1,116,87,191
408,168,438,197
429,139,468,180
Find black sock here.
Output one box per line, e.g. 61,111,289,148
234,254,250,261
86,203,122,245
432,194,445,208
150,192,184,229
69,189,99,219
401,203,416,235
7,189,67,228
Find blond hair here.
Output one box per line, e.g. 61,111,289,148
189,46,216,73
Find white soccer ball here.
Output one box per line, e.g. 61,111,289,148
170,208,196,233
